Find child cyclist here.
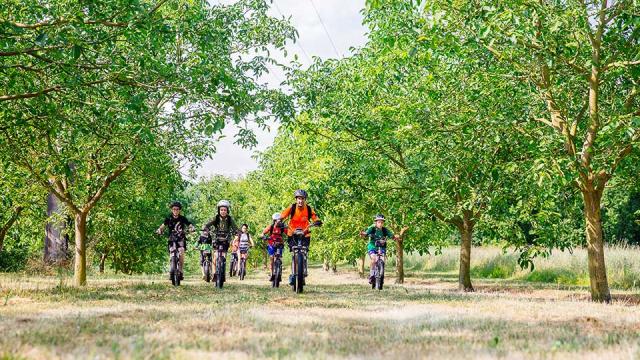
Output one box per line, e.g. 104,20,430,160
262,213,286,281
156,201,195,281
360,214,399,285
234,223,254,264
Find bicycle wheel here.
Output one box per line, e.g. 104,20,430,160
204,260,211,283
173,256,180,286
376,260,384,290
239,259,246,280
295,253,305,293
273,258,281,288
170,255,176,286
216,255,224,289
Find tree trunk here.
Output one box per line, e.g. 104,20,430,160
358,252,366,278
323,258,329,271
331,261,337,273
99,252,107,274
44,192,70,264
582,187,611,303
395,237,404,284
73,212,88,286
457,211,474,292
0,206,23,253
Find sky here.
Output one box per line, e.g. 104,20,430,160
194,0,368,179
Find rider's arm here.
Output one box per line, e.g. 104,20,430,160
201,220,213,238
230,217,239,235
279,206,291,220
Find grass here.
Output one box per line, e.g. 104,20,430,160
1,256,639,359
405,245,640,290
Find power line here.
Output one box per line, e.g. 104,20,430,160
307,0,341,58
272,0,313,64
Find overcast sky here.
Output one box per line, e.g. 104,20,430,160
194,0,367,179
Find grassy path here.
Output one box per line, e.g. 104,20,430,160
1,266,639,359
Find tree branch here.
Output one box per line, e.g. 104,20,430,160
83,154,135,212
0,206,24,252
0,85,62,102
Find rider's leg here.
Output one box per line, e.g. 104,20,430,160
369,252,377,280
178,246,185,278
200,251,206,277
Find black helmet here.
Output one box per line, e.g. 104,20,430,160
374,214,385,221
170,201,182,209
294,189,308,199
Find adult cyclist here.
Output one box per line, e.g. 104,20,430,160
360,214,399,285
200,200,238,282
156,201,195,281
279,189,322,285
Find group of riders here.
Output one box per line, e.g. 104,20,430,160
156,189,398,288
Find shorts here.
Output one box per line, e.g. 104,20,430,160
239,246,249,254
268,244,284,256
168,239,185,252
368,247,386,255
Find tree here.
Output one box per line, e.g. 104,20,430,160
424,0,640,302
287,1,537,291
0,0,296,285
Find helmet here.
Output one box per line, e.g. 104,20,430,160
272,212,281,221
217,200,231,211
374,214,385,221
170,201,182,209
294,189,308,199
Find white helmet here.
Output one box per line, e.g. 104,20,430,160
217,200,231,211
272,212,281,221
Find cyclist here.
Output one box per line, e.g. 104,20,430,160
234,223,254,267
279,189,322,285
201,200,238,282
196,228,213,280
156,201,195,281
262,213,286,281
230,229,240,275
360,214,399,285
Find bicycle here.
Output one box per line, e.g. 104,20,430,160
238,250,247,280
158,224,192,286
230,251,239,277
370,236,387,290
195,242,213,282
168,238,182,286
289,221,321,294
272,245,284,288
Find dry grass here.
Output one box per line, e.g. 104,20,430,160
405,245,640,290
1,263,639,359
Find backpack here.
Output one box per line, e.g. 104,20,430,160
268,222,284,236
369,225,392,238
288,203,313,222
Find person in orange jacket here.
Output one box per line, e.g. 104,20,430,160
279,189,322,285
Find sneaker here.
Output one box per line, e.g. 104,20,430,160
289,274,295,286
179,273,184,281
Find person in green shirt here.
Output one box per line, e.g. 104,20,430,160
360,214,399,285
201,200,238,282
